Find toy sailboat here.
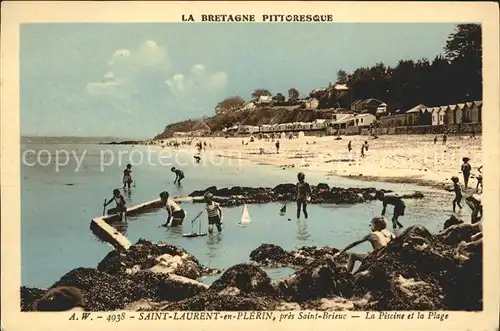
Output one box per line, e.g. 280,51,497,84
239,204,251,225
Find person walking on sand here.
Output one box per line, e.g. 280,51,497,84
159,191,186,227
171,167,185,186
443,134,447,145
347,141,352,153
296,172,312,219
364,141,369,152
360,144,365,158
375,191,405,229
451,176,463,213
333,216,395,273
434,136,438,144
275,140,280,154
191,192,223,233
461,157,472,188
122,164,133,190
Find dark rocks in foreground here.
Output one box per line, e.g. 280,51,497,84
189,184,424,206
22,223,482,312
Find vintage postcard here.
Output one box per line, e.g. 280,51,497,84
1,1,499,331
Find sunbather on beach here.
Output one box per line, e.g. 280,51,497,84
296,172,312,219
191,192,223,233
451,176,463,213
334,216,395,272
104,189,126,220
375,191,405,229
122,164,133,190
171,167,185,185
159,191,186,227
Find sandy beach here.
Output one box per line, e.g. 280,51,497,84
168,134,482,189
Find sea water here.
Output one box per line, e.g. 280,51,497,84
20,138,468,288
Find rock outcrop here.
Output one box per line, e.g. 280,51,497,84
21,221,482,312
188,185,422,207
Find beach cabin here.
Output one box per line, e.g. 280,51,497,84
330,114,355,130
431,107,440,126
405,104,427,126
456,103,466,124
353,113,376,127
463,102,474,123
472,101,482,122
447,105,458,124
438,106,448,125
311,119,327,130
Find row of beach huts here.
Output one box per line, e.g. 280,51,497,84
172,100,482,137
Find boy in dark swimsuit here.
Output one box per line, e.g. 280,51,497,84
347,141,352,152
104,189,127,220
275,140,280,154
171,167,185,185
159,191,186,227
122,164,132,190
451,176,463,213
461,157,472,188
192,192,224,233
296,172,312,219
375,191,405,229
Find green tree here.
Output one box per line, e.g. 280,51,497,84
215,96,245,114
288,88,300,101
336,70,348,84
251,89,272,99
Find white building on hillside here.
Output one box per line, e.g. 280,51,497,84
353,113,376,127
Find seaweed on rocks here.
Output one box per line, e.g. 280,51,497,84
443,215,464,229
49,268,156,311
249,244,347,269
209,263,277,296
276,255,355,302
249,244,295,268
21,286,46,311
437,223,480,246
97,239,219,279
351,225,476,310
187,185,405,206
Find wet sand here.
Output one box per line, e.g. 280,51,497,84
162,134,482,190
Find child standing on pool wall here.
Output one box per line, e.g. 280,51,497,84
104,189,127,220
191,192,223,233
296,172,312,219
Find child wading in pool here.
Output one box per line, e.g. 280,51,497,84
123,164,133,190
192,192,224,233
104,189,127,220
296,172,312,219
334,216,395,272
451,176,463,213
171,167,185,186
375,191,405,229
159,191,186,227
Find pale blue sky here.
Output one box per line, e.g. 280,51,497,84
21,23,457,139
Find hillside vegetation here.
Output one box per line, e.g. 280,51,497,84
154,108,336,139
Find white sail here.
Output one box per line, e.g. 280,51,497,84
239,204,251,225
